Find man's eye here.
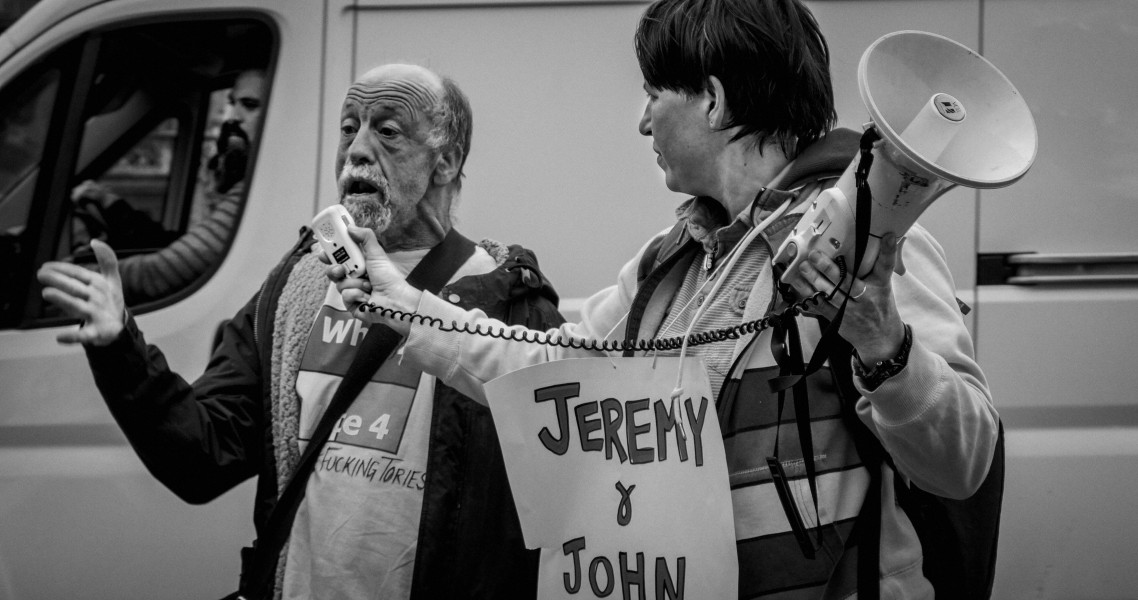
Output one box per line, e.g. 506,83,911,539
378,126,399,138
341,123,357,136
241,99,262,111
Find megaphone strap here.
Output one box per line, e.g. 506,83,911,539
770,126,883,386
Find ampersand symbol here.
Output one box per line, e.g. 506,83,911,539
615,481,635,526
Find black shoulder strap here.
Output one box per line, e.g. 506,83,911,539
625,232,700,357
242,228,476,598
826,337,885,600
635,220,692,285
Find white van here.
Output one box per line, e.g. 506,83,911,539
1,0,1135,598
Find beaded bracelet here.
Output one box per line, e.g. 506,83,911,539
853,323,912,391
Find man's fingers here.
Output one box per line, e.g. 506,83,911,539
38,264,94,300
56,326,101,345
56,329,83,345
70,180,97,202
42,286,89,318
39,260,95,284
90,239,121,283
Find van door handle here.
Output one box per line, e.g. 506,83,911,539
978,252,1138,285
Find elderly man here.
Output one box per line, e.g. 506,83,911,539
37,63,561,599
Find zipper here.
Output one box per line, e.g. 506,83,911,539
703,236,719,272
252,276,270,350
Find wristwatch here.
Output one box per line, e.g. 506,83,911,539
853,323,912,391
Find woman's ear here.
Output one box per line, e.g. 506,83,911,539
431,147,463,186
707,75,728,129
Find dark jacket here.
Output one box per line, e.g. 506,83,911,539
86,228,565,599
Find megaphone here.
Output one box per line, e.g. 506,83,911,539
774,30,1038,291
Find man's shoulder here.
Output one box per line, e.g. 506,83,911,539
266,226,317,278
253,230,323,329
469,238,543,275
448,238,564,327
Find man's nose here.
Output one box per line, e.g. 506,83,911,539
223,105,244,124
637,104,651,136
347,127,376,164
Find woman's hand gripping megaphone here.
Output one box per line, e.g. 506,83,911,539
795,231,907,368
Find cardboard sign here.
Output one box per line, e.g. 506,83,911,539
485,357,737,599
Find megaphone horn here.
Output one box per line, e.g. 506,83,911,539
774,30,1038,291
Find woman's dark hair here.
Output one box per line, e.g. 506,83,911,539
635,0,836,156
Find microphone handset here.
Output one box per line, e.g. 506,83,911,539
313,204,367,278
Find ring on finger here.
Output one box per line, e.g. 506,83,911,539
849,281,868,301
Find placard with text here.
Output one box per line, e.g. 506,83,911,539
485,357,738,599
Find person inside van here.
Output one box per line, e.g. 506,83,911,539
70,67,266,304
36,63,562,599
330,0,1000,597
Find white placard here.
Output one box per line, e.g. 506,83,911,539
485,357,738,599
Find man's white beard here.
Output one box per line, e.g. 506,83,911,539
338,163,393,234
343,195,391,234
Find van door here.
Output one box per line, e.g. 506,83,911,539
978,1,1138,597
0,1,324,598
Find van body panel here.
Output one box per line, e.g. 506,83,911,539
974,1,1138,595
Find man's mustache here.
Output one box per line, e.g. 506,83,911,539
337,163,389,202
216,120,249,153
338,163,393,234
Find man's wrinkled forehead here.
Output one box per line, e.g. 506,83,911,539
342,68,441,120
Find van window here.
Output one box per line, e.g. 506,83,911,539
0,67,60,325
68,117,184,255
0,17,274,328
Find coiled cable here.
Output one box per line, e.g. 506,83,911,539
358,287,834,353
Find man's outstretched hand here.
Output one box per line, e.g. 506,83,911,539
36,239,126,346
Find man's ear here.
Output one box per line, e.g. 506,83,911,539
431,146,463,186
707,75,728,129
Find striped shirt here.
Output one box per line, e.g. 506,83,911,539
117,185,242,305
655,240,768,399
